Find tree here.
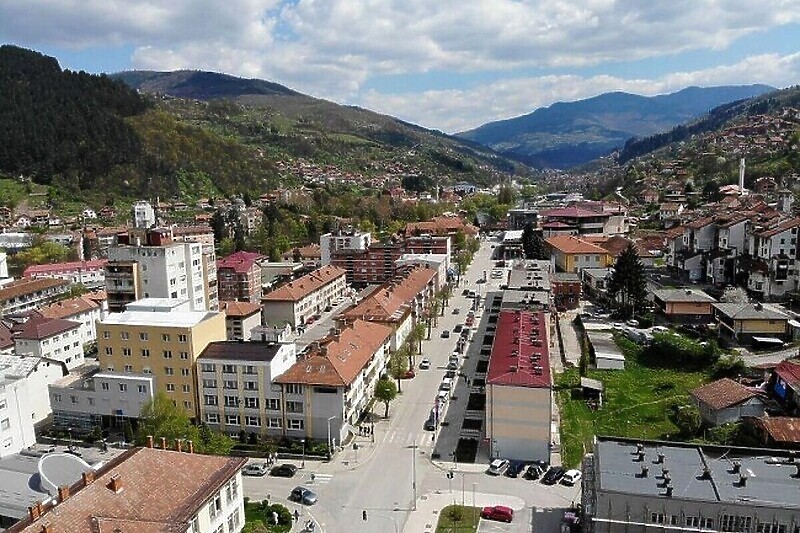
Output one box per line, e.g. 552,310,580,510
522,222,547,260
410,323,427,356
135,392,194,445
607,244,647,318
374,377,398,418
388,347,408,392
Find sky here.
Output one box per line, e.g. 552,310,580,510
2,1,800,133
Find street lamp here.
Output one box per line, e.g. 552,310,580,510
326,416,336,459
301,439,306,469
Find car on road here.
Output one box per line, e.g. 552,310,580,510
439,378,453,392
542,466,566,485
524,464,543,480
453,324,463,333
441,330,451,338
453,308,461,315
242,463,268,476
462,289,470,296
445,369,456,379
270,464,298,478
561,469,582,486
289,486,317,505
447,361,459,370
437,390,449,403
480,505,513,523
505,460,526,478
419,358,431,369
486,459,509,476
424,410,437,431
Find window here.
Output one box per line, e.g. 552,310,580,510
166,384,175,392
180,351,189,360
139,332,148,341
650,513,665,525
244,397,259,409
205,395,218,406
0,418,10,430
138,385,147,394
244,381,258,391
245,416,260,427
181,368,190,376
70,396,78,404
201,363,215,372
182,384,191,393
122,347,131,357
103,331,110,339
141,349,150,357
224,396,239,407
101,382,110,391
183,401,192,410
205,413,219,424
244,365,256,375
161,334,170,342
223,364,236,374
163,350,172,359
721,515,752,532
124,365,133,372
0,399,6,410
224,380,237,389
285,384,303,394
121,331,130,340
265,398,280,410
267,417,282,428
226,414,240,425
178,334,187,343
105,346,113,356
288,419,304,430
190,517,200,533
119,383,128,392
143,367,152,374
203,379,217,388
209,494,222,521
286,400,304,414
87,397,95,406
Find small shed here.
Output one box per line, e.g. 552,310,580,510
581,377,604,409
690,378,765,426
587,331,626,370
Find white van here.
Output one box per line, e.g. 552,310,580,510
439,378,453,392
437,390,449,403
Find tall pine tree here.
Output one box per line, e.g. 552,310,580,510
607,243,647,318
522,222,547,260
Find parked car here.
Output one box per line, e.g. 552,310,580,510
242,463,268,476
462,289,470,296
487,459,510,476
453,308,461,315
270,464,298,478
441,330,451,338
561,469,582,486
419,358,431,370
542,466,566,485
480,505,513,523
424,410,437,431
453,324,463,333
437,390,450,403
289,486,317,505
505,460,526,478
447,361,459,370
524,464,543,480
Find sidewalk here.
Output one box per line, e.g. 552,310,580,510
401,490,526,533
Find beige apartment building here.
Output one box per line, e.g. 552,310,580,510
96,298,226,418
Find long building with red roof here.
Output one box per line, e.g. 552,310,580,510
486,309,552,462
261,266,347,328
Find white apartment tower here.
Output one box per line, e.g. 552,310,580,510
320,228,372,265
133,200,156,229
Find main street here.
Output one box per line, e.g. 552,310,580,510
243,236,579,532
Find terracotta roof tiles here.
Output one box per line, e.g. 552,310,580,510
545,235,609,255
690,378,760,411
263,266,346,302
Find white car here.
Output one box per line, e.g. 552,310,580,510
561,469,582,486
487,459,510,476
419,358,431,370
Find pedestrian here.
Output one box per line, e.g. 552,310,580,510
293,509,300,522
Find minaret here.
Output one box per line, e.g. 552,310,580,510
739,158,746,195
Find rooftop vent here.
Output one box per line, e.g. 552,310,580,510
665,485,673,498
656,452,665,464
732,461,741,474
737,473,748,487
640,465,649,478
701,466,712,480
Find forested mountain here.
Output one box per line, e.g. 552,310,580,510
458,85,774,169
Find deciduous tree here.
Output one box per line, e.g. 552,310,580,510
374,377,398,418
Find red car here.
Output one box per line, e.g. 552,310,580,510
481,505,513,523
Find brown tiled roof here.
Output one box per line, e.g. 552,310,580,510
587,235,633,257
404,216,478,236
341,266,436,323
7,446,246,533
37,296,99,320
690,378,759,411
0,278,69,302
217,251,265,274
0,322,12,350
276,320,393,387
755,217,800,238
663,226,685,240
756,417,800,444
686,216,714,229
15,316,80,340
263,266,346,302
545,235,608,255
220,300,262,318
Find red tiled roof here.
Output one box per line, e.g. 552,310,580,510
690,378,760,410
217,251,265,274
755,217,800,239
23,259,108,277
37,296,100,320
276,320,393,387
487,310,551,388
686,216,714,229
756,417,800,444
341,266,436,323
0,278,69,302
584,235,633,257
7,446,246,533
220,300,262,318
0,322,12,350
15,316,80,341
545,235,609,255
404,216,478,236
263,266,346,302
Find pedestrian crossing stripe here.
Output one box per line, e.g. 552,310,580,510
308,473,333,484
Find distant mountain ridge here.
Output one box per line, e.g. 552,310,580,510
113,70,299,100
458,85,775,169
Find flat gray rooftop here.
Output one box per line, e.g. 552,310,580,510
596,438,800,508
0,454,49,520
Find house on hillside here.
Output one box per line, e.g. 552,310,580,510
690,378,765,426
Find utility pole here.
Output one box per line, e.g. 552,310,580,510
411,440,418,511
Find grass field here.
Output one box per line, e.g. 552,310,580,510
435,505,481,533
557,336,709,468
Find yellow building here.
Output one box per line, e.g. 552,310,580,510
544,235,612,273
713,302,789,345
96,298,226,419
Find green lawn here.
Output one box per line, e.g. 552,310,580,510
242,501,292,533
557,337,709,468
436,505,481,533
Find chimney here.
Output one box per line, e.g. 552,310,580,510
657,452,665,464
160,437,167,450
176,439,183,453
188,440,194,454
147,435,154,448
82,470,95,486
739,158,746,193
40,524,54,533
738,473,748,487
28,503,41,521
108,474,123,493
701,466,712,480
57,485,70,502
640,465,649,478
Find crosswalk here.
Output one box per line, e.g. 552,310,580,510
382,429,436,448
304,472,334,485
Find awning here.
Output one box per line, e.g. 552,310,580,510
789,319,800,329
752,336,785,345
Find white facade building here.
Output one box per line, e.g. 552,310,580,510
0,354,65,433
36,295,104,346
133,200,156,229
320,230,372,265
14,317,85,371
262,266,347,328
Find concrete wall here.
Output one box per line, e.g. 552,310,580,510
486,385,551,462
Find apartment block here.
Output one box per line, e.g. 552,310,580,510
96,299,226,418
197,341,296,437
262,266,347,328
748,217,800,299
219,301,263,341
13,317,84,371
35,295,104,346
216,251,265,303
22,259,108,288
0,355,65,433
0,278,70,317
320,229,372,266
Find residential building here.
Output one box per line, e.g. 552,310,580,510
751,417,800,449
581,267,613,301
402,215,478,238
262,266,347,328
275,320,393,443
0,278,70,317
132,200,156,229
713,302,790,345
22,259,108,288
551,272,581,310
690,378,765,426
6,444,246,533
486,310,551,463
0,360,44,457
539,206,613,236
0,354,65,428
35,295,104,346
48,365,154,432
171,225,216,247
96,298,226,418
282,244,322,268
507,207,539,231
320,229,372,266
499,230,524,259
395,253,449,284
748,217,800,299
197,341,296,437
582,436,800,533
13,317,84,371
545,235,613,273
652,288,717,323
105,228,216,312
0,323,13,356
768,360,800,414
216,251,265,303
506,260,551,293
219,301,262,341
677,217,717,281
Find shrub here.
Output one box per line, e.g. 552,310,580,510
711,355,747,379
643,333,720,370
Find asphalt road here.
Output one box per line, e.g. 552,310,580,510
243,238,580,532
